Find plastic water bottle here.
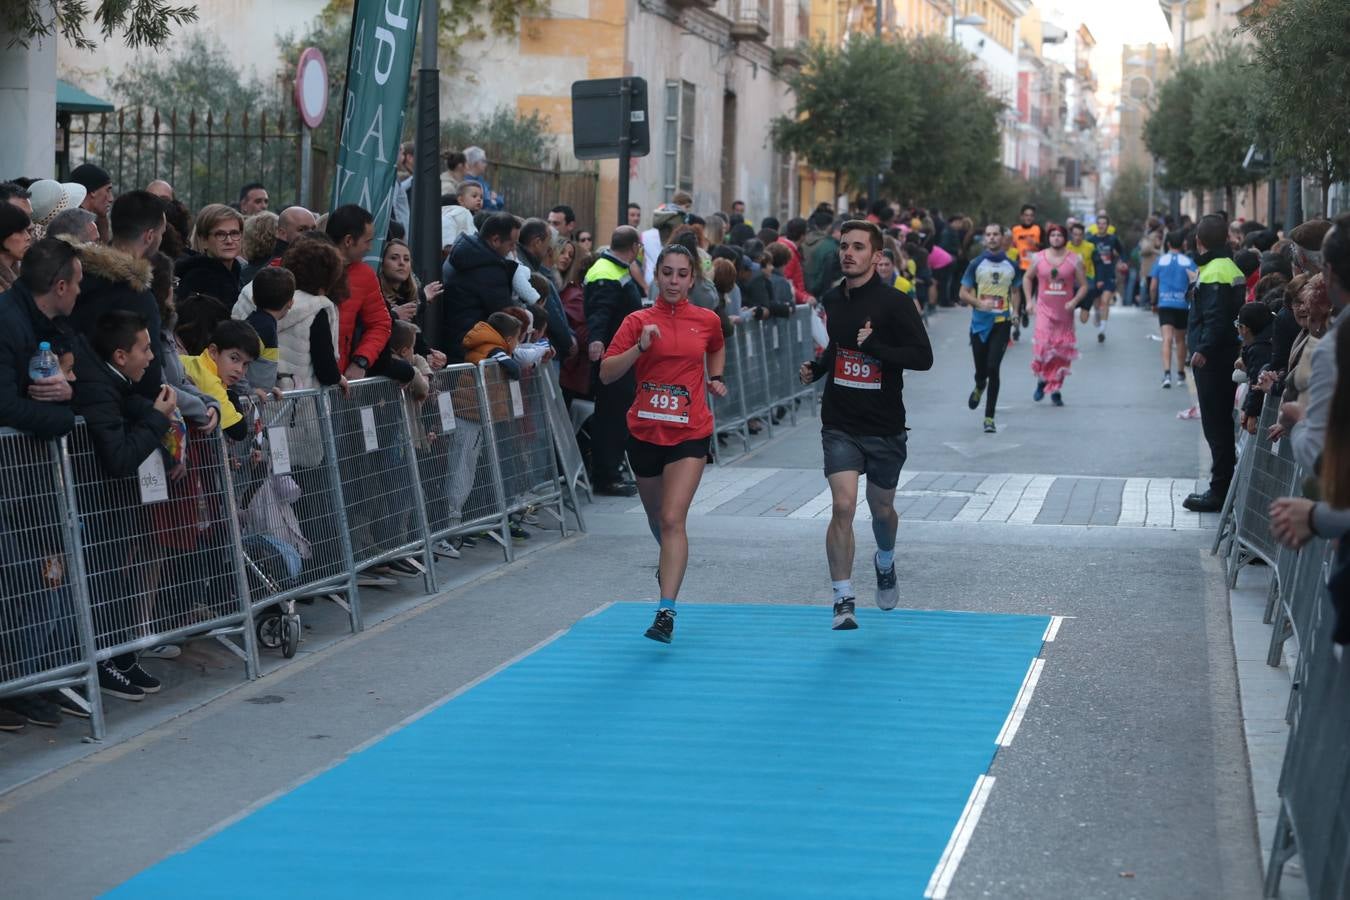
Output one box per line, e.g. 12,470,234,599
28,341,59,382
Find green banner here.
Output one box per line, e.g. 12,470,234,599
333,0,422,259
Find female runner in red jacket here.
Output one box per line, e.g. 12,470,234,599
599,244,728,643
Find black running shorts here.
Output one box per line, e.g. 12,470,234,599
821,427,908,490
1157,307,1188,330
627,435,713,478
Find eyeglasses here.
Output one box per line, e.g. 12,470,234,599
211,229,242,241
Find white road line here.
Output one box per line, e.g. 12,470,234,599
1042,615,1067,643
954,473,1011,522
1145,478,1174,528
1118,478,1150,526
1170,478,1205,530
1008,474,1056,524
981,473,1034,522
925,774,997,900
787,486,833,519
995,657,1046,747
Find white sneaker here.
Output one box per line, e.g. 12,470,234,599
141,644,182,660
434,540,462,559
1162,373,1173,389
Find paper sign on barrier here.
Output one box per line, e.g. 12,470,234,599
509,381,525,419
744,331,755,359
794,320,803,342
772,328,780,350
437,392,457,431
267,426,292,474
137,452,169,504
360,407,379,452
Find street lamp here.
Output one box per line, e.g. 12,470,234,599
950,2,985,42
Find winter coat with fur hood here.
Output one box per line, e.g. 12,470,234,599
68,241,165,402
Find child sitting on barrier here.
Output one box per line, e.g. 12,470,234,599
241,267,294,397
463,311,525,378
181,319,261,442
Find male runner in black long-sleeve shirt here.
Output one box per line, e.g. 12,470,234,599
801,220,934,630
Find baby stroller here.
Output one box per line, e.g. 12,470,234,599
242,532,302,658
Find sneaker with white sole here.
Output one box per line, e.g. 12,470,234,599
832,598,858,630
98,661,144,701
433,540,462,559
120,661,161,694
142,644,181,660
874,552,898,611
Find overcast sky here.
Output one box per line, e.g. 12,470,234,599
1077,0,1174,100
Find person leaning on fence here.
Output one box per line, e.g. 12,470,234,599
584,225,644,497
378,238,446,369
175,204,245,309
438,212,522,362
148,252,220,433
0,238,84,437
516,218,575,359
71,309,180,701
325,204,392,383
237,266,293,397
1281,213,1350,473
1235,302,1274,437
66,190,168,404
1270,321,1350,643
180,319,260,443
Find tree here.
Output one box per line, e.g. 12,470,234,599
1243,0,1350,215
890,35,1004,212
772,36,917,190
1187,45,1260,213
2,0,196,50
1144,64,1203,197
441,106,555,168
1105,165,1150,237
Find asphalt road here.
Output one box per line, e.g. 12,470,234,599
0,304,1261,899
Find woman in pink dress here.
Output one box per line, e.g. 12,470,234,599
1022,223,1089,406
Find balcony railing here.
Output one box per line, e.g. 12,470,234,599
731,0,770,41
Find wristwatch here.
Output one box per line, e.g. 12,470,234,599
708,374,724,383
352,355,370,370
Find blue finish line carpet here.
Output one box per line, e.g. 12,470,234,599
109,603,1049,899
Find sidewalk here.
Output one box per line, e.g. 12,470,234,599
1229,555,1309,899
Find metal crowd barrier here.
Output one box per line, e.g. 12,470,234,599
1212,392,1350,896
0,368,588,739
709,307,822,463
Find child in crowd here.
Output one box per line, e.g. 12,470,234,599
390,320,431,445
71,310,180,700
242,267,294,396
181,319,261,442
1237,301,1274,436
462,311,524,377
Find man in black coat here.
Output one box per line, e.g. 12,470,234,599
66,190,167,402
0,238,84,438
583,226,643,496
438,212,520,361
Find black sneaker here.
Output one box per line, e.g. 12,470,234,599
1097,331,1105,343
99,661,144,701
874,552,898,611
832,598,858,630
595,482,638,498
55,689,90,718
2,693,61,728
119,661,161,694
967,386,984,410
509,522,531,542
983,417,997,433
644,608,675,643
0,706,24,731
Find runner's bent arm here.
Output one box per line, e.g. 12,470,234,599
859,300,934,372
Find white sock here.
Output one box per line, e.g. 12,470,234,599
832,580,854,602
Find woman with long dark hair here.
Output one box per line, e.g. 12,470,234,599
599,244,728,644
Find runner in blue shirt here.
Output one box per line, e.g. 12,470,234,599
1149,230,1196,389
960,223,1022,433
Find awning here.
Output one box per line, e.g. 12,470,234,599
56,79,114,115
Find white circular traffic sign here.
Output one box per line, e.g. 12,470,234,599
295,47,329,129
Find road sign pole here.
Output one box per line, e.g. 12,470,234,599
617,77,632,230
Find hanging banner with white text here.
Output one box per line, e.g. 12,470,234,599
332,0,422,262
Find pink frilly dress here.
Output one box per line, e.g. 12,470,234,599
1030,251,1079,393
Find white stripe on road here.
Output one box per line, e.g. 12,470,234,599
925,774,997,899
1008,475,1057,524
995,657,1046,748
953,473,1012,522
979,473,1034,522
1145,478,1175,528
1118,478,1150,526
1042,615,1068,643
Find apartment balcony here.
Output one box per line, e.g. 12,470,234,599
731,0,770,42
670,0,718,10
